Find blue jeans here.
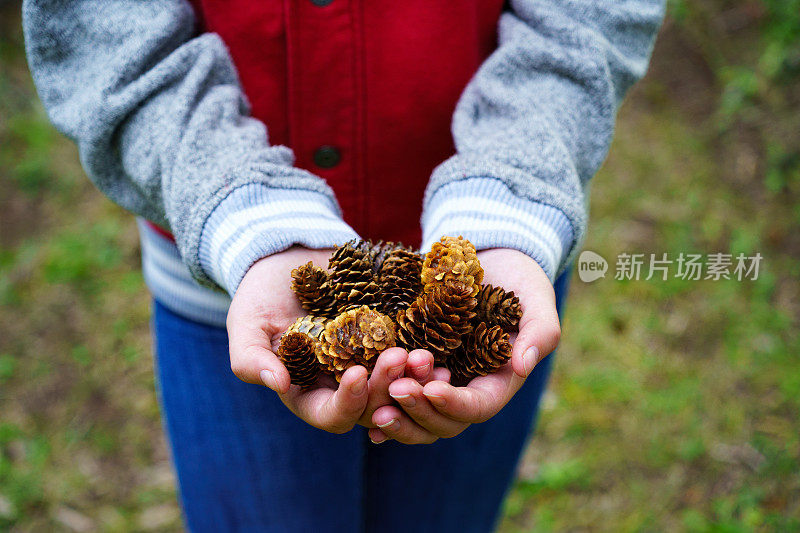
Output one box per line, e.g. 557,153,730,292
152,271,570,532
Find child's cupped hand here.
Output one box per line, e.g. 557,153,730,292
368,248,562,445
226,246,407,434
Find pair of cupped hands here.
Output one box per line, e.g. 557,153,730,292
227,246,561,445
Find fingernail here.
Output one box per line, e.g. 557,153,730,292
412,363,430,378
260,369,278,391
390,393,416,407
423,392,446,407
370,436,387,445
388,364,405,380
376,418,397,428
351,376,368,396
523,346,539,376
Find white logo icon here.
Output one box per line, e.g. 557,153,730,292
578,250,608,282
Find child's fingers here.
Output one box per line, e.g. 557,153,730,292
233,344,290,392
389,378,469,438
371,405,438,445
371,348,408,386
509,280,561,378
511,312,561,378
227,320,290,392
317,366,370,432
421,365,524,424
405,349,435,384
362,348,408,424
280,366,369,433
431,366,451,383
421,381,494,423
368,428,389,444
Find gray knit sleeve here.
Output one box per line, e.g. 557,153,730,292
421,0,665,280
22,0,357,291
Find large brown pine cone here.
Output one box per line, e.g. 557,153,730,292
317,305,396,381
290,262,337,318
277,332,320,389
448,322,511,385
476,284,523,332
421,236,484,296
396,279,477,365
378,249,424,317
327,240,380,313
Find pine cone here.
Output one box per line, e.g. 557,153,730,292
361,240,401,276
277,332,320,389
476,284,523,332
448,322,511,385
328,240,380,313
378,249,424,317
291,262,337,317
396,279,477,365
318,305,396,381
421,236,484,296
279,316,328,388
286,314,328,340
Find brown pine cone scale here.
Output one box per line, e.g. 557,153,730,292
291,263,337,317
362,240,409,276
327,241,381,313
278,332,321,389
378,249,424,317
476,284,523,331
448,322,511,385
396,279,477,365
318,305,396,381
286,315,328,340
421,236,484,296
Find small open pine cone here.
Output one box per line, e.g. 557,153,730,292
318,305,396,381
291,262,337,318
277,332,321,389
396,278,477,365
476,284,523,331
448,322,511,385
421,236,484,296
378,248,424,317
328,240,380,313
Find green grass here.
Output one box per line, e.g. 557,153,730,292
1,1,798,531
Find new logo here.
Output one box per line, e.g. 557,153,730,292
578,250,608,282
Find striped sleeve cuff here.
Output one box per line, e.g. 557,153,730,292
421,178,574,282
198,184,359,295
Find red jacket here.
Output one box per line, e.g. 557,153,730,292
186,0,504,246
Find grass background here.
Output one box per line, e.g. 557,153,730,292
1,0,798,530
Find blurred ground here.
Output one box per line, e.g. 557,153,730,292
1,1,799,531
